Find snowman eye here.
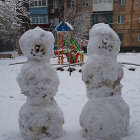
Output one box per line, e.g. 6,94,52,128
35,45,40,53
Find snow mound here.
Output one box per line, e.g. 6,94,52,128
80,96,129,140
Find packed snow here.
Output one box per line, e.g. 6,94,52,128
0,52,140,140
80,23,129,140
87,23,120,59
17,27,64,140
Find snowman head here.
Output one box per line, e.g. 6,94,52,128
87,23,121,59
19,27,54,61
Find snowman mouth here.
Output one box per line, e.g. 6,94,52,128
30,44,46,58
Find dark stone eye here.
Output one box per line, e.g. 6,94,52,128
35,45,40,53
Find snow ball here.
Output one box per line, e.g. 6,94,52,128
19,27,55,61
87,23,121,59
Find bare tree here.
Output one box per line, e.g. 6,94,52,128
0,0,30,49
64,0,91,44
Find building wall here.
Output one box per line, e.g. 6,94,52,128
113,0,140,48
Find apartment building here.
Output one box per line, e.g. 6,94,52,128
91,0,140,51
29,0,49,30
29,0,64,31
113,0,140,51
92,0,113,26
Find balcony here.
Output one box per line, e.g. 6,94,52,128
29,7,48,15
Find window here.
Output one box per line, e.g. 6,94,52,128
42,0,46,6
108,0,112,3
53,0,59,9
117,15,124,24
82,0,89,7
93,0,98,4
118,0,125,5
38,0,42,6
138,33,140,41
31,16,48,24
103,0,108,3
29,0,47,7
67,0,74,8
93,0,113,4
34,1,38,6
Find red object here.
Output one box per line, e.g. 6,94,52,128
74,53,79,63
61,34,63,64
55,51,58,55
71,45,75,54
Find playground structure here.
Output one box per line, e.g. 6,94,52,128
55,21,84,65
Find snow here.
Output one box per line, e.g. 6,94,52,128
0,52,140,140
66,22,74,31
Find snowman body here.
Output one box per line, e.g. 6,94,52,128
80,23,129,140
17,27,64,140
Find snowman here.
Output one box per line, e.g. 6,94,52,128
80,23,129,140
17,27,64,140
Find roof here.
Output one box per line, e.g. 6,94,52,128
55,21,73,32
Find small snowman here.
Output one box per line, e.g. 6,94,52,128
80,23,129,140
17,27,64,140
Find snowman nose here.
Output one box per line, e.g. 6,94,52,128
102,39,107,44
35,45,40,49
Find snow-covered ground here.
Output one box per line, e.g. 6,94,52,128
0,52,140,140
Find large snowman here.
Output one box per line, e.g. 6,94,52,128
80,23,129,140
17,27,64,140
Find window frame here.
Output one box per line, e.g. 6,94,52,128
29,0,48,7
93,0,113,4
118,0,125,5
138,33,140,41
82,0,89,7
31,16,48,24
117,15,124,24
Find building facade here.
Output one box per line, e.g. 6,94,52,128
92,0,113,27
29,0,49,30
29,0,64,31
113,0,140,51
92,0,140,51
